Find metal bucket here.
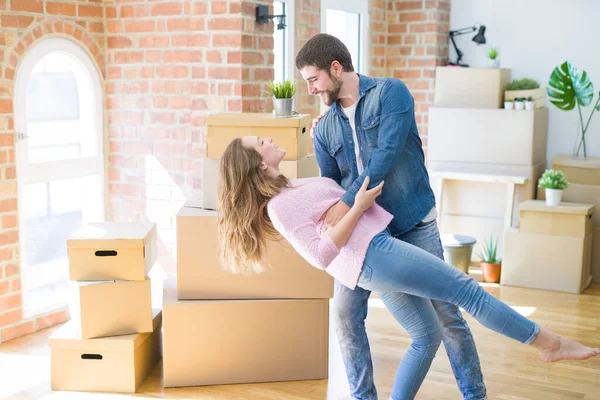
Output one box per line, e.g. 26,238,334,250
441,234,477,274
273,98,293,117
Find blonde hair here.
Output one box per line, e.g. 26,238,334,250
217,138,289,275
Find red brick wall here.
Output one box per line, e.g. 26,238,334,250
0,0,105,343
369,0,388,78
292,0,320,118
387,0,450,149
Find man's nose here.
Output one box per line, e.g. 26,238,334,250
308,82,316,95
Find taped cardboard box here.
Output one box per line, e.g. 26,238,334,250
200,155,320,210
162,281,328,387
49,309,162,393
428,107,548,166
67,222,157,281
176,201,333,299
206,113,313,160
68,279,153,339
537,182,600,225
518,200,594,238
552,155,600,186
434,67,511,109
502,229,592,294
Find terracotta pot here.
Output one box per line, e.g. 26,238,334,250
481,262,501,283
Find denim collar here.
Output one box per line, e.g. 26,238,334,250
330,73,377,117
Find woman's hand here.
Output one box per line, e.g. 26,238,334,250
353,177,384,213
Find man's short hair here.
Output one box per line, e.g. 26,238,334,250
295,33,354,73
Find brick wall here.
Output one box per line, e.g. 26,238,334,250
387,0,450,149
0,0,106,343
0,0,450,343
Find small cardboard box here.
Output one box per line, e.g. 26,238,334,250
200,155,320,210
537,182,600,225
502,229,593,294
49,309,162,393
519,200,594,238
69,279,153,339
434,67,511,109
552,155,600,186
176,201,333,300
428,107,548,166
162,281,328,387
504,87,546,109
206,113,313,161
67,222,157,281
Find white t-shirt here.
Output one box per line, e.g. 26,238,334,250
341,102,363,174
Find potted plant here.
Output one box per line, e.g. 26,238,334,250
524,96,534,110
487,46,500,68
504,98,514,110
537,169,569,206
547,61,600,160
265,79,297,117
504,78,545,108
514,97,525,111
477,236,501,283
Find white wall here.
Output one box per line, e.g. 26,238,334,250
450,0,600,163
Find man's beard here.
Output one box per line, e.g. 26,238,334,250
321,76,342,106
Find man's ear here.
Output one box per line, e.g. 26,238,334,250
330,61,343,77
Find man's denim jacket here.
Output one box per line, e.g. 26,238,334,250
313,74,436,237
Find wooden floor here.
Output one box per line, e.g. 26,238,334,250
1,283,600,400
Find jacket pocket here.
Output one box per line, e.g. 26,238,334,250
328,142,350,174
362,115,381,148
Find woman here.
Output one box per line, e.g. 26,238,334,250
217,136,600,399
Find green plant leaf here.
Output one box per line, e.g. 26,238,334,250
547,61,594,111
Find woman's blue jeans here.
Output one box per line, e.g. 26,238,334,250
357,231,540,399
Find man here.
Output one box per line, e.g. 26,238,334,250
296,33,487,400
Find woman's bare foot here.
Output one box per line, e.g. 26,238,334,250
533,327,600,362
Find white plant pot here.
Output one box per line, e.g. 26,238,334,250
545,188,563,206
525,101,534,110
514,101,525,111
504,101,514,110
487,59,500,68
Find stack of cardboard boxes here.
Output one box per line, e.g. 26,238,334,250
163,113,335,388
48,222,162,393
502,200,595,294
537,155,600,283
427,67,549,260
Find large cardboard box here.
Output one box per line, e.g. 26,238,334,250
551,155,600,186
69,279,153,339
162,281,328,387
591,226,600,283
428,107,548,166
206,113,313,161
428,161,546,227
67,222,157,281
537,182,600,225
439,214,505,262
200,155,320,210
519,200,594,238
176,201,333,299
49,309,162,393
502,229,593,294
434,67,511,109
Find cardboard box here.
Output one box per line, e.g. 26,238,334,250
69,279,153,339
49,309,162,393
67,222,157,281
502,229,592,294
536,182,600,225
428,107,548,166
591,226,600,283
504,88,546,109
162,280,328,387
439,214,505,262
519,200,594,238
206,113,313,161
552,155,600,186
434,67,511,109
428,161,546,226
200,155,320,210
176,201,333,299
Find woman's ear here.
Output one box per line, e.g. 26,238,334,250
260,162,268,171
